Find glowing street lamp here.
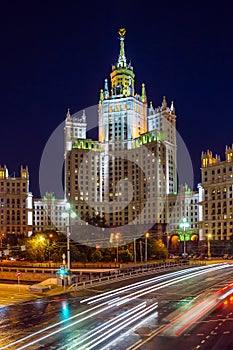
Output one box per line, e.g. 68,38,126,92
207,233,212,259
62,202,77,271
145,232,149,262
115,233,120,263
48,233,53,266
179,218,190,255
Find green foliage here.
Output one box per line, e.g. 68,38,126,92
91,249,103,262
101,249,112,262
23,234,48,262
149,238,168,260
78,252,88,263
118,249,133,262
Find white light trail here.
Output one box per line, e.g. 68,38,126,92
81,264,217,305
217,287,233,300
81,303,159,350
67,302,147,349
3,263,231,350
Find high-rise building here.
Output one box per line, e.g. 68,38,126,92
64,29,177,242
0,165,32,237
199,145,233,241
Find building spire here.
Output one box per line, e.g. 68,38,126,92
141,83,147,103
170,100,175,114
117,28,127,68
66,108,71,119
104,78,109,99
110,28,135,97
162,96,167,110
99,89,104,104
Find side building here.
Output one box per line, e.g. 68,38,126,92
199,146,233,242
33,192,67,233
166,184,199,252
0,165,32,237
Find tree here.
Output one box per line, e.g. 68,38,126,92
91,249,103,262
150,238,168,260
23,234,48,262
118,249,133,263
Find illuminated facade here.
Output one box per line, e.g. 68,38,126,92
166,184,199,234
65,29,177,235
0,165,32,237
33,192,67,233
199,146,233,241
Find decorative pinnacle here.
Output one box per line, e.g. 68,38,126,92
118,27,126,37
118,28,126,67
66,107,71,119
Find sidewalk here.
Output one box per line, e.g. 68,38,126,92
0,283,66,308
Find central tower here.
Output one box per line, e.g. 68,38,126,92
65,28,178,240
98,28,147,143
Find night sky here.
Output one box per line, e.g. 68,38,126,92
1,1,233,197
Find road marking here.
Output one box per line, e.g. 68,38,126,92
126,324,166,350
197,333,205,336
201,339,205,343
223,331,230,334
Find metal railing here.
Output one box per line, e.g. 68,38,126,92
68,261,205,291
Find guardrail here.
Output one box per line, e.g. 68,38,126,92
0,260,206,283
68,261,205,291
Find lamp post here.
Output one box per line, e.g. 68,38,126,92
62,202,77,271
115,233,120,263
145,233,149,263
134,238,136,264
179,218,190,255
207,233,212,259
166,234,170,252
48,233,53,267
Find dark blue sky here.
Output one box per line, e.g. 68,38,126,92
1,1,233,196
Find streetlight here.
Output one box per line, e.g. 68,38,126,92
145,232,149,263
48,233,53,266
207,233,212,259
62,202,77,271
115,233,120,263
179,218,190,255
166,234,170,252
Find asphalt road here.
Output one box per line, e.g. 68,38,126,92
138,293,233,350
0,263,233,350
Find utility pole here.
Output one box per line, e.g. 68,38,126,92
134,238,136,264
140,240,143,263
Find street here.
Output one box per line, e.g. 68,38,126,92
0,263,233,349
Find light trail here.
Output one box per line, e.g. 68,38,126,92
81,264,221,304
80,303,159,350
3,263,232,349
66,302,147,349
86,264,232,310
216,282,233,300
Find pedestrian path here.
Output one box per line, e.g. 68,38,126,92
0,283,65,308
